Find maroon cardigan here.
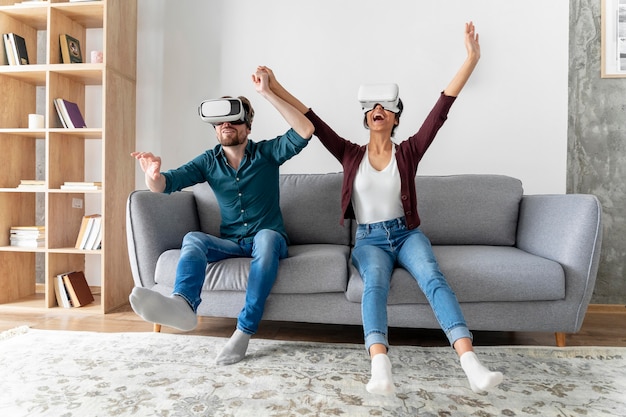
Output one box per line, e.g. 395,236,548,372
305,93,456,230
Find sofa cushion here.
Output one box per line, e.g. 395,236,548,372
345,246,565,304
192,172,351,246
415,175,523,245
155,244,351,295
279,173,351,245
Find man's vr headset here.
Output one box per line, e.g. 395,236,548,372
198,98,248,126
358,83,402,114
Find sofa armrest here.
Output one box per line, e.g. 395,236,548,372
516,194,603,330
126,190,200,288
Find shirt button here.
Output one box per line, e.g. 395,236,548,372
241,209,244,213
236,177,240,182
244,223,248,227
401,195,408,201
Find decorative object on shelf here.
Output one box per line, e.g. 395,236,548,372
2,32,29,65
9,226,45,248
53,98,87,128
62,271,94,307
90,50,103,63
27,113,44,129
59,33,83,64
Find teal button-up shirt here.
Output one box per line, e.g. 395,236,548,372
161,128,308,243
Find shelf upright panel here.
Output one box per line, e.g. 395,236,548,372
0,2,47,307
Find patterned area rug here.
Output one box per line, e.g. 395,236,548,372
1,327,625,417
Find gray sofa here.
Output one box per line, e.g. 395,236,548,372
126,173,603,346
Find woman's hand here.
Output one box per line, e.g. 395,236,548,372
465,21,480,62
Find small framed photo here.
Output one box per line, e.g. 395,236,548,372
601,0,626,78
60,34,83,64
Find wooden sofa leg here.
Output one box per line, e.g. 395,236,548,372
555,332,566,347
154,323,162,333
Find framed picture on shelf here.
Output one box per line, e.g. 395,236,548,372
601,0,626,78
59,34,83,64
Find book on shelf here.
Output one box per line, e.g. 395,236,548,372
60,181,102,190
2,34,15,65
16,179,46,190
62,271,94,307
10,225,45,248
59,34,82,64
84,215,102,250
75,214,101,250
2,33,29,65
53,98,87,128
54,272,73,308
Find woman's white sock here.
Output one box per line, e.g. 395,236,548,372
460,351,503,393
366,353,395,395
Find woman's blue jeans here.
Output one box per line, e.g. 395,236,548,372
351,217,471,352
173,229,288,335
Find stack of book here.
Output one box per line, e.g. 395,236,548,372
53,98,87,128
54,270,95,308
60,181,102,191
10,226,45,248
16,179,45,190
2,32,29,65
75,214,102,250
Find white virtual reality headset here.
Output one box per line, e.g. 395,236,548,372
198,98,247,125
358,83,401,114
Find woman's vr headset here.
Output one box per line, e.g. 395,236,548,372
198,98,247,125
358,83,401,114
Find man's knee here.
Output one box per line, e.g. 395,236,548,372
252,229,286,257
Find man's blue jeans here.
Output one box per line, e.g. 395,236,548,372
173,229,288,335
351,217,472,352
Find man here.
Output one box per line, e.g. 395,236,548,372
129,67,314,365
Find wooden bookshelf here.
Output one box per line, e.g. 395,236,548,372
0,0,136,313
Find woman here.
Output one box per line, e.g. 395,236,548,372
259,21,502,395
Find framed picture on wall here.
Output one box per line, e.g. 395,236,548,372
601,0,626,78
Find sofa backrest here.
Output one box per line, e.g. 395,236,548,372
415,174,523,246
192,172,352,246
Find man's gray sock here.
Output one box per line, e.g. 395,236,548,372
129,287,197,331
216,329,251,365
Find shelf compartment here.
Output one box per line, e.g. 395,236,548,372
0,133,37,188
0,66,46,84
0,4,48,30
49,64,103,84
52,1,103,29
47,192,85,249
0,192,37,247
0,73,37,128
0,251,36,304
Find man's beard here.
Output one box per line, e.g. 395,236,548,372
219,131,245,147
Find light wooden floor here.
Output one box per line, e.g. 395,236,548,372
1,304,625,348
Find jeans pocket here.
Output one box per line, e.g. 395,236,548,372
355,230,368,240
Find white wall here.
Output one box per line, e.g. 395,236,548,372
136,0,569,194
